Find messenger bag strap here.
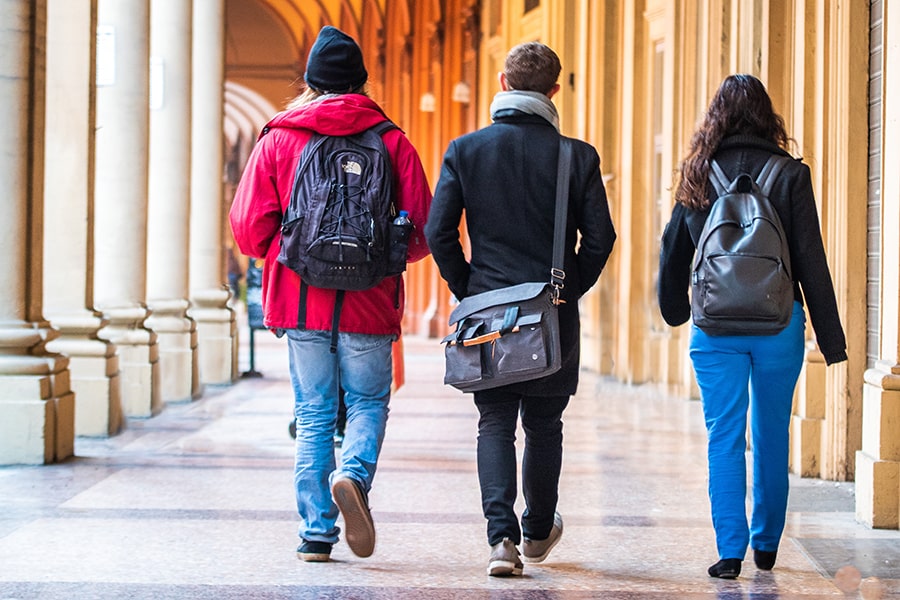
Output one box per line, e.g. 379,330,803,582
551,138,573,296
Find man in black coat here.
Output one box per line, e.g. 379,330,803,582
425,42,616,577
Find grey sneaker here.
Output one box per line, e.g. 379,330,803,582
522,512,563,563
487,538,523,576
331,475,375,558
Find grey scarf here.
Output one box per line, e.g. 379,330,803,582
489,90,560,132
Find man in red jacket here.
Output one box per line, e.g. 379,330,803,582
230,26,432,563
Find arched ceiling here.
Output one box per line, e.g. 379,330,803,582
225,0,389,111
223,81,278,149
257,1,387,47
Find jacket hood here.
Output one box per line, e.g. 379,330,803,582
262,94,389,138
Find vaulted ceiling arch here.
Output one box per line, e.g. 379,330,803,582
252,0,390,57
225,0,396,112
223,0,400,185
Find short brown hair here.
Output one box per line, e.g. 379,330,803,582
504,42,561,94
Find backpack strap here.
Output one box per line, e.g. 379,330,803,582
756,155,789,196
370,120,399,137
708,160,730,197
298,281,310,329
371,120,399,214
709,155,789,197
295,283,343,354
330,290,345,354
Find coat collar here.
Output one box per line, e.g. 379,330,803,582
716,134,793,157
491,111,558,129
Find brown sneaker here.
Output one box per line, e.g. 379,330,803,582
522,512,563,563
331,475,375,558
487,538,523,576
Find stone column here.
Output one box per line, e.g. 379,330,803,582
144,0,198,403
612,0,652,384
787,0,827,481
189,0,238,386
43,0,123,438
94,0,161,418
857,1,900,530
819,0,868,482
0,0,75,465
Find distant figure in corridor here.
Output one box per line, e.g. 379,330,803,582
229,26,432,563
657,74,847,579
425,42,616,577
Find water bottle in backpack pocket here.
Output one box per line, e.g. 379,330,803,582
387,210,413,276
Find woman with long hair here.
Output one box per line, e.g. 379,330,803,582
658,74,847,579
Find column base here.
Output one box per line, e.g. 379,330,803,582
0,324,75,464
855,374,900,529
190,295,238,386
0,363,75,465
790,345,826,477
46,336,123,437
116,338,162,418
145,304,198,404
790,414,822,477
153,329,198,404
856,450,900,528
97,308,161,419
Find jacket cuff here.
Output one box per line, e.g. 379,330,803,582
824,350,848,366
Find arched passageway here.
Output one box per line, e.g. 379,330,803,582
1,0,900,537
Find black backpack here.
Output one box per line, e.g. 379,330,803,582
277,120,407,289
691,155,794,335
277,121,412,351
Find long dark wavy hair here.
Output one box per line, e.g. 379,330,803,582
675,74,790,210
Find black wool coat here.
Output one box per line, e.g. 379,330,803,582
425,112,617,396
657,134,847,365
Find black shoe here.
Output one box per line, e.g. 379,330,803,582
754,549,777,570
708,558,742,579
297,540,332,562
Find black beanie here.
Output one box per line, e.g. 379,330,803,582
304,26,368,93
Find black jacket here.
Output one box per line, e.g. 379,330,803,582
657,134,847,365
425,112,617,395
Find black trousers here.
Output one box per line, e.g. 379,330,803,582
473,389,569,546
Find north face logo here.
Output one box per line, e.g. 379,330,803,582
342,160,362,175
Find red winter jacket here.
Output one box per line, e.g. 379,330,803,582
229,94,432,336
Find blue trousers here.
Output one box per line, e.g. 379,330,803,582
285,329,394,544
689,302,806,560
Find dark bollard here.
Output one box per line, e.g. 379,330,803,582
241,257,265,379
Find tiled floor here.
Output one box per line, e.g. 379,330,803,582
1,321,898,599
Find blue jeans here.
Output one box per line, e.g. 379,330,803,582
689,301,806,560
474,389,569,546
286,329,393,544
